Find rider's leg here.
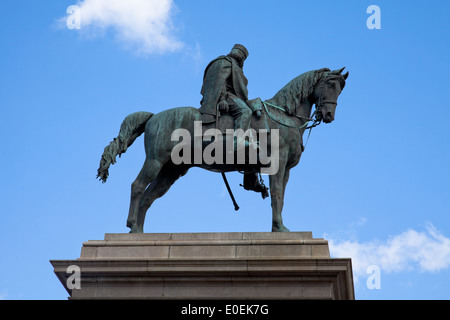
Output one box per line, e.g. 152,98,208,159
229,98,252,131
227,97,268,197
227,97,254,148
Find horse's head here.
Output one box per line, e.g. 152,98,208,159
312,67,349,123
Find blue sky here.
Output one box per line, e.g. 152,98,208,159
1,0,449,300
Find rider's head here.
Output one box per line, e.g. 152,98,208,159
229,44,248,68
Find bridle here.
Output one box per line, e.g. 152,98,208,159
263,77,337,127
262,74,342,148
314,76,340,123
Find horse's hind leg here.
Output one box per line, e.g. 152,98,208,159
127,157,164,232
134,163,189,233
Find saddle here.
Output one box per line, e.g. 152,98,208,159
199,98,270,138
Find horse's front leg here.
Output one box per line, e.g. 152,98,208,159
269,165,290,232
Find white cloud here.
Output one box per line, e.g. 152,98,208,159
329,223,450,284
64,0,184,54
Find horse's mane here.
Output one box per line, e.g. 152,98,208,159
269,68,346,114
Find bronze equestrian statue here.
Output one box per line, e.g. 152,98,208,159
97,45,349,233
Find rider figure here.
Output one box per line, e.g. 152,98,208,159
199,44,268,198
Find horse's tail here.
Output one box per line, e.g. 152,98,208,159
97,111,154,183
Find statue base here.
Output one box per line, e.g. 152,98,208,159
50,232,354,300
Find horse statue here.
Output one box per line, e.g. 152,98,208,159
97,67,349,233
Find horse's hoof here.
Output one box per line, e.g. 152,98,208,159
129,226,143,233
272,224,290,232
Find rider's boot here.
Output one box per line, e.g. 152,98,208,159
242,172,269,199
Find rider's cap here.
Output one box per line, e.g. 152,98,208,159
232,44,249,58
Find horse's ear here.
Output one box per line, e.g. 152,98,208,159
343,71,349,80
333,67,345,74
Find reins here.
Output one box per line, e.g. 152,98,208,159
263,101,314,127
262,100,322,149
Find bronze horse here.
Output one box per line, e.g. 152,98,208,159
97,67,348,233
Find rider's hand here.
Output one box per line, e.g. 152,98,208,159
255,110,262,118
218,100,229,113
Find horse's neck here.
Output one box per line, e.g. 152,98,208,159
268,96,314,124
296,98,314,121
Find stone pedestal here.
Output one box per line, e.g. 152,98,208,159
50,232,354,300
